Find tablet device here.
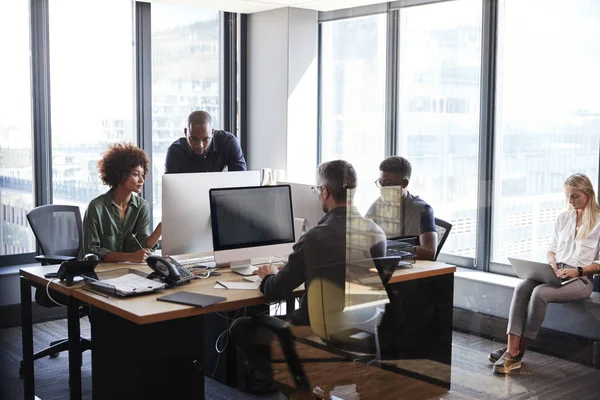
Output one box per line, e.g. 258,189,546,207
156,291,226,307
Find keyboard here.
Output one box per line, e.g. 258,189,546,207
177,256,215,266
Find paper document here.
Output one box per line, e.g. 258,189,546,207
90,273,165,296
213,281,260,290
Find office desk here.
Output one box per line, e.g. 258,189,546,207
75,264,302,400
380,260,456,388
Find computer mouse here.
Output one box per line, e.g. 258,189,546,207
209,271,221,277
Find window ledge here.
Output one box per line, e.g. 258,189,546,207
455,267,523,288
0,263,40,277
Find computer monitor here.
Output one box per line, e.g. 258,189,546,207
278,181,325,232
209,185,295,269
161,171,261,256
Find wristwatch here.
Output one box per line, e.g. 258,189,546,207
577,266,583,277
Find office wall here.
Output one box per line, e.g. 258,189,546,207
247,7,318,183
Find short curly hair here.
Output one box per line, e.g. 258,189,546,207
97,142,149,188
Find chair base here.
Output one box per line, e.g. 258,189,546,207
19,337,92,378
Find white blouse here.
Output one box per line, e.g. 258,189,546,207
548,209,600,267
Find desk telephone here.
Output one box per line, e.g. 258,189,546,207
146,256,195,285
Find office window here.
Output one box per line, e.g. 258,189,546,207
49,0,136,213
320,14,387,213
151,5,220,227
397,0,483,258
0,1,35,255
491,0,600,263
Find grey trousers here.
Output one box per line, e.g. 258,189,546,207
507,278,593,339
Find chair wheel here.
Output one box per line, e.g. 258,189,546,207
49,352,59,359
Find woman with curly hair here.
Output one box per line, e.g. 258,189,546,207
79,143,162,263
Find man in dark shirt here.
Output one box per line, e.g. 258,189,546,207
366,156,438,260
164,111,247,173
229,160,386,389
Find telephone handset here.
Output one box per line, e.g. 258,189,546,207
146,255,181,285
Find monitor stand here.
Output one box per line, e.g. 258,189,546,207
230,259,257,276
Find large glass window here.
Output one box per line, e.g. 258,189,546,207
491,0,600,264
320,14,387,214
151,5,220,226
49,0,136,212
0,1,35,255
397,0,483,258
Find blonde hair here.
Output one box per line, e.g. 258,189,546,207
565,173,600,239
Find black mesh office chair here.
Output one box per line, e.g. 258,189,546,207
434,217,452,261
20,205,91,377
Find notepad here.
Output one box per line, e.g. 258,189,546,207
213,281,260,290
156,291,226,307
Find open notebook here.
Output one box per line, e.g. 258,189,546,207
85,273,165,296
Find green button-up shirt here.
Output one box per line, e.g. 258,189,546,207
79,190,156,260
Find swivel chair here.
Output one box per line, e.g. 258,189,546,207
19,205,91,377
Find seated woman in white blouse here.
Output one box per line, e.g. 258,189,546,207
490,173,600,374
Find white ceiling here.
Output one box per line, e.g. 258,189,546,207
141,0,389,13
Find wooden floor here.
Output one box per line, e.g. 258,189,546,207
2,318,600,400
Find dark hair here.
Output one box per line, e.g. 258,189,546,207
317,160,357,202
187,110,212,126
97,142,149,188
379,156,412,181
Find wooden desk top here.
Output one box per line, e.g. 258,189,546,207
20,259,454,325
388,261,456,284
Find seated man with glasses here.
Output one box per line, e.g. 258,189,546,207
164,110,247,174
366,156,437,260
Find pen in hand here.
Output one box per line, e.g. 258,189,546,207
132,234,144,250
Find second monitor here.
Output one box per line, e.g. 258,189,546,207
209,185,295,273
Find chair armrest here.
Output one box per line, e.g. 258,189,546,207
35,255,76,265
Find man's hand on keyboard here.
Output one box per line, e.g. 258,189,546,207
255,264,279,279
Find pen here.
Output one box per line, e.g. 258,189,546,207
216,281,228,289
132,234,144,250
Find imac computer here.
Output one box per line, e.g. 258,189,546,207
162,171,260,256
279,181,325,232
209,185,295,274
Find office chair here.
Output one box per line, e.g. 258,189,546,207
434,217,452,261
250,251,394,397
19,205,91,377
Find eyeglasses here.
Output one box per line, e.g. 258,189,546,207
311,185,324,196
374,179,403,188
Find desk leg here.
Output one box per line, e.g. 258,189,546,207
20,277,34,400
67,296,82,400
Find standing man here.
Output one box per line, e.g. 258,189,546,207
164,111,246,174
366,156,438,260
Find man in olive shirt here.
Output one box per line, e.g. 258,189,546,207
164,111,247,174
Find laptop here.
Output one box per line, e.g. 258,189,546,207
507,257,579,286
